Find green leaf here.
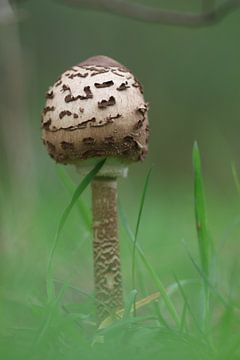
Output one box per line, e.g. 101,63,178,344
46,158,106,302
31,283,68,355
185,248,229,309
119,202,180,327
132,167,152,294
122,289,138,321
56,166,91,231
192,142,212,276
231,161,240,195
192,142,213,331
174,274,204,336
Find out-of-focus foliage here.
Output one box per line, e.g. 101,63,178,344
1,1,240,359
1,0,240,188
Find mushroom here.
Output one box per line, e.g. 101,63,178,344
41,55,149,322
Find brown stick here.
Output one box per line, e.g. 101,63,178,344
60,0,240,27
92,177,123,322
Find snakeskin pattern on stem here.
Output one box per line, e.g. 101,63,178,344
92,177,123,322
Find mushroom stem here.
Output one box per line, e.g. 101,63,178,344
91,176,123,322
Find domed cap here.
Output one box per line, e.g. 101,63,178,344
41,55,149,165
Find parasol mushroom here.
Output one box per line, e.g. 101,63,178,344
41,55,149,322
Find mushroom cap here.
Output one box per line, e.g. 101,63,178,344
41,55,149,165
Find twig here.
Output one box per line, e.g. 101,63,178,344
59,0,240,27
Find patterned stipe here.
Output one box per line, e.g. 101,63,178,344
92,178,123,322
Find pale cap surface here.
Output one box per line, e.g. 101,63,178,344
41,55,149,165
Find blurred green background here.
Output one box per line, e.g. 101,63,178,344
2,0,240,184
1,1,240,358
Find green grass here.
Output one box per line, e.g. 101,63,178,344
1,144,240,360
47,159,106,302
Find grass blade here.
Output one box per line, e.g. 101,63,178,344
46,158,106,302
98,315,157,337
34,284,68,345
192,142,212,276
132,168,152,292
180,301,188,333
122,289,138,321
231,161,240,195
192,142,213,330
56,166,91,231
185,248,229,309
173,275,207,339
119,203,180,327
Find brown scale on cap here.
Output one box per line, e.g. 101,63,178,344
46,141,56,153
98,96,116,109
43,106,55,115
104,136,115,145
55,80,62,87
59,110,72,119
61,84,71,93
94,81,114,88
61,141,75,150
42,119,52,130
83,137,95,145
68,72,88,79
117,82,130,91
41,55,149,164
46,90,54,99
132,79,144,94
64,86,93,103
91,69,109,77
